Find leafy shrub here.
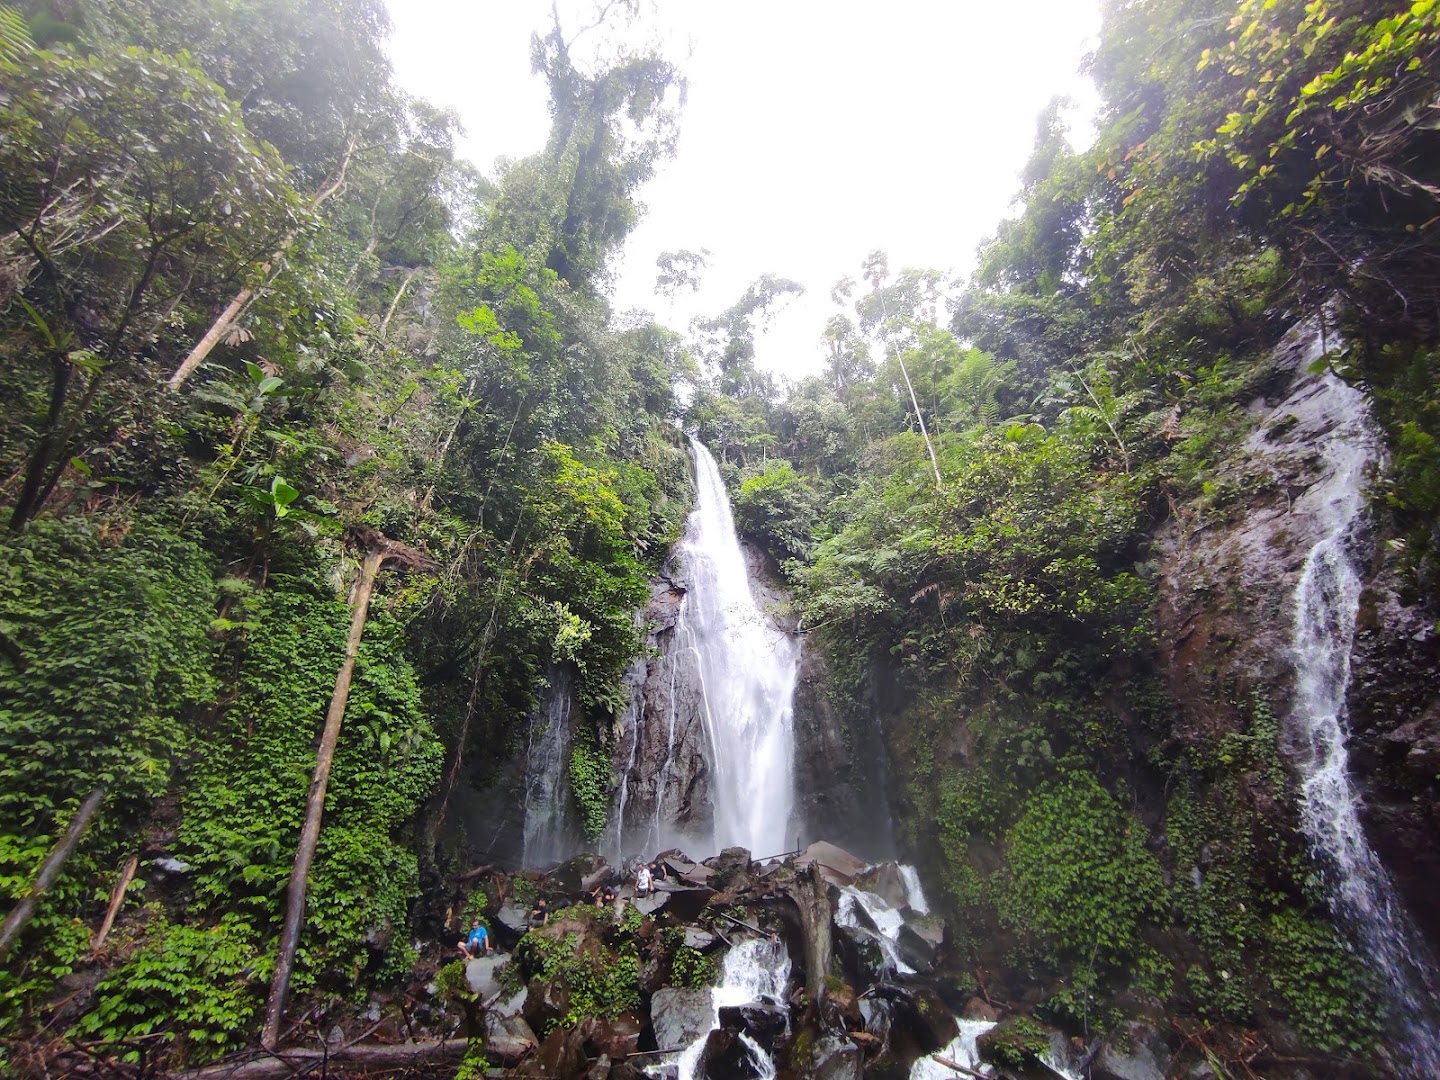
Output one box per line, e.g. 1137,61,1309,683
71,913,262,1064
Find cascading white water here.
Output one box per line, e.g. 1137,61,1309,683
836,885,915,975
681,438,800,857
908,1019,995,1080
899,864,930,915
521,673,577,869
1288,374,1440,1074
676,936,792,1080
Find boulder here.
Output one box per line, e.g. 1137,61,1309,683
718,1002,789,1051
584,1053,611,1080
663,886,716,922
523,976,570,1036
486,1014,539,1064
496,901,532,937
868,983,957,1055
794,842,867,886
585,1015,643,1059
962,996,999,1022
464,954,508,997
632,891,670,918
683,927,719,951
699,1028,765,1080
834,925,889,984
650,987,716,1052
854,862,907,910
897,922,941,972
806,1033,862,1080
536,1024,587,1080
1094,1020,1172,1080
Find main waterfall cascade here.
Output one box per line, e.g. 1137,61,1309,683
521,669,581,869
610,438,802,860
1287,372,1440,1073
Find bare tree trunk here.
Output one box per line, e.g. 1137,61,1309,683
91,853,138,953
168,142,356,391
261,549,384,1049
896,352,943,487
0,785,106,960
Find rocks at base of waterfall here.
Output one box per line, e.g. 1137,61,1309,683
583,1015,644,1059
962,996,1000,1022
698,1029,767,1080
1093,1020,1172,1080
487,1014,540,1064
632,890,670,917
464,954,508,996
897,917,945,972
802,1033,863,1080
866,983,958,1055
585,1053,612,1080
650,987,717,1051
497,901,532,937
545,854,615,895
705,847,755,891
834,924,890,983
853,862,907,910
794,842,868,887
535,1024,589,1079
718,1002,789,1052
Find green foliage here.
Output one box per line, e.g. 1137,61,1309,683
994,772,1167,976
733,459,821,559
0,519,218,836
512,931,641,1032
664,930,717,988
568,735,611,843
1265,910,1381,1054
71,912,262,1064
978,1015,1051,1068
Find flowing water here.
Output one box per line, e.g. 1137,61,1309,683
675,936,792,1080
520,670,578,869
899,864,930,915
908,1019,995,1080
836,884,915,976
680,438,800,856
1288,374,1440,1074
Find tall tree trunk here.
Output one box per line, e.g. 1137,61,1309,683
0,785,106,960
896,352,942,488
168,141,356,391
261,548,384,1050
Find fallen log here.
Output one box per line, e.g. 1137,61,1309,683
180,1038,468,1080
930,1054,987,1079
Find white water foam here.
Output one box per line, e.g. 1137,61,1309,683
909,1019,995,1080
1287,372,1440,1075
675,936,792,1080
899,864,930,915
836,885,915,975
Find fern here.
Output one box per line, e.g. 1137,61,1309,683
0,6,31,64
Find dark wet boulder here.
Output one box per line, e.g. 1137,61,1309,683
584,1015,643,1059
650,987,716,1052
804,1032,862,1080
868,983,957,1057
699,1028,766,1080
523,976,570,1036
662,885,716,922
834,924,889,984
545,854,613,895
705,847,755,891
718,1001,789,1051
897,918,944,972
1094,1020,1171,1080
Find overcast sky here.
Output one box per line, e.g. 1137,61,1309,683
386,1,1102,381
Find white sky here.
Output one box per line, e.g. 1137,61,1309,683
386,0,1102,381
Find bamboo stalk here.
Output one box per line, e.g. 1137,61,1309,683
260,549,384,1049
91,853,139,953
0,786,106,960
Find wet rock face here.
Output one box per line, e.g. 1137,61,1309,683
1347,567,1440,945
1093,1020,1172,1080
1154,325,1440,956
609,566,714,856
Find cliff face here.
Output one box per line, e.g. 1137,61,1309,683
1154,321,1440,954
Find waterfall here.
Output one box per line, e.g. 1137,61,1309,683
836,884,915,975
908,1019,994,1080
521,671,578,869
899,864,930,915
676,936,792,1080
680,438,800,857
1288,374,1440,1073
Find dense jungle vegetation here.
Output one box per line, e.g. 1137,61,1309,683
0,0,1437,1072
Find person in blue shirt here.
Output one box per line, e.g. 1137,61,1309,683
457,918,491,958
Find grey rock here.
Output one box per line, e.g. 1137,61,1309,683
1094,1021,1172,1080
854,862,907,910
465,954,507,997
151,857,191,874
683,927,719,951
496,901,531,936
651,987,717,1052
488,1014,539,1063
807,1033,862,1080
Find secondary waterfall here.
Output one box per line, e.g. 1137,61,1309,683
1288,374,1440,1074
676,936,792,1080
521,670,578,869
680,438,800,857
